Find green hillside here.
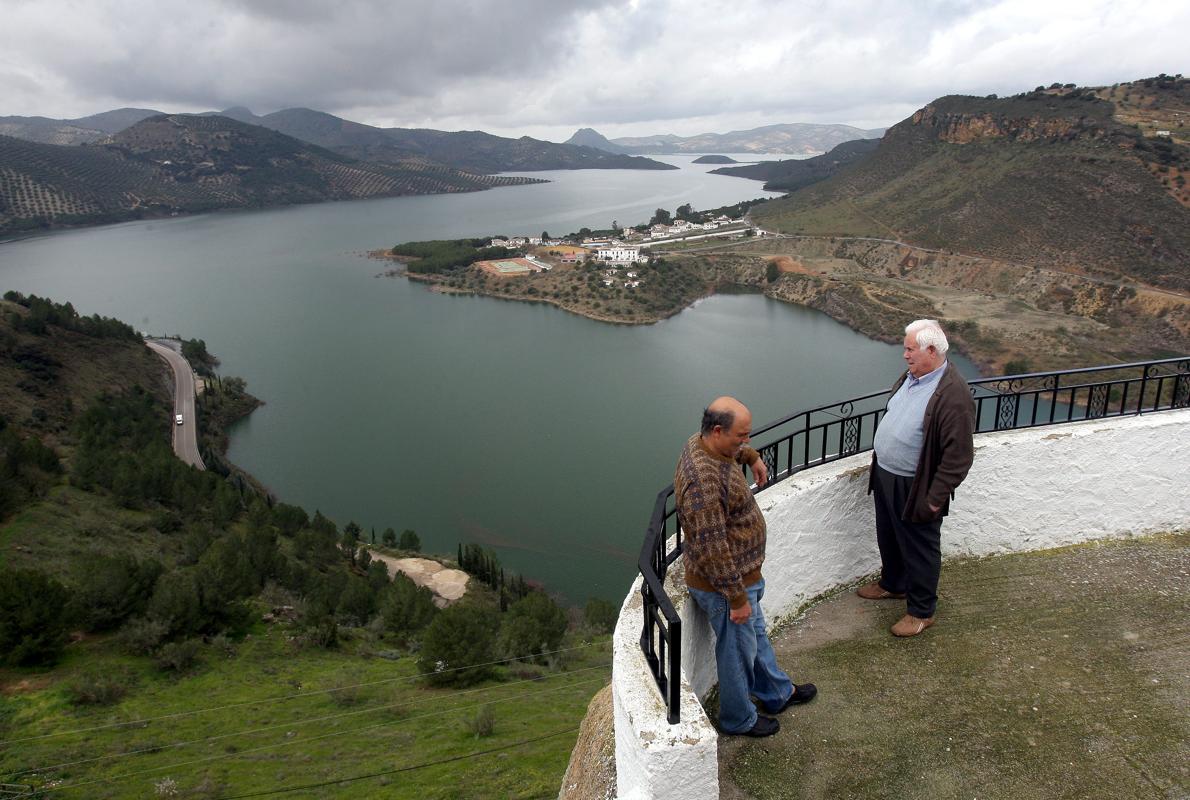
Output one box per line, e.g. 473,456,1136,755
753,77,1190,291
0,115,544,235
0,294,609,798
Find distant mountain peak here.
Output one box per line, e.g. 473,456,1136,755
564,128,628,154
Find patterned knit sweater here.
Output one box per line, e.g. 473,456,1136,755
674,434,765,608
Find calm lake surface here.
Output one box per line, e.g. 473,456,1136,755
0,156,975,602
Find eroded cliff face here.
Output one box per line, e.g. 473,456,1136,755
910,105,1101,144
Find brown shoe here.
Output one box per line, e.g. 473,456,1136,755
891,614,935,637
856,582,905,600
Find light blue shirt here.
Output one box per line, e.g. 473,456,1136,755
873,361,948,477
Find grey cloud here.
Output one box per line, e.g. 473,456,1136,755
9,0,623,114
0,0,1185,136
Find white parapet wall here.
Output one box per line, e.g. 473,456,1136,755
610,409,1190,799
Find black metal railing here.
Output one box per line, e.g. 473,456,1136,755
637,357,1190,723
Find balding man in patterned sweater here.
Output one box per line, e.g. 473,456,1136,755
676,396,816,738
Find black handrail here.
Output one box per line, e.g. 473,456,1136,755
637,356,1190,723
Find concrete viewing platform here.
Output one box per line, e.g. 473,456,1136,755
716,533,1189,799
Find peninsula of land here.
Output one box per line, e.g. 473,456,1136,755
375,228,1190,376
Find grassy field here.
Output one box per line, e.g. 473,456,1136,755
0,622,611,799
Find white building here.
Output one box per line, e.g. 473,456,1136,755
597,246,647,263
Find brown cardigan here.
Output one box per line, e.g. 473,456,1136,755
869,363,976,523
675,435,765,608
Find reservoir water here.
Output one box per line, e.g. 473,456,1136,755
0,156,975,602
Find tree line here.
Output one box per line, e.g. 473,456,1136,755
2,290,140,340
390,238,513,274
1,387,614,686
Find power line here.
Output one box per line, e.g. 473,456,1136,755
0,639,609,746
16,662,611,777
213,726,579,799
37,675,606,795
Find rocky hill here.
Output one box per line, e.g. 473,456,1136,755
711,138,880,191
0,115,543,234
752,77,1190,291
565,127,630,154
583,122,884,155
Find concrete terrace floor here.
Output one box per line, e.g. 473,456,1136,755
717,533,1189,800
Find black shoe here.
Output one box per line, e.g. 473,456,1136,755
771,683,818,713
730,715,779,737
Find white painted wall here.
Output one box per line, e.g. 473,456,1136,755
610,409,1190,799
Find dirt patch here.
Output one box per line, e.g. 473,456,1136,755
767,255,810,275
1,675,53,696
535,245,590,256
365,550,469,607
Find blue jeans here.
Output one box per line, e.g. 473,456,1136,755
688,578,793,734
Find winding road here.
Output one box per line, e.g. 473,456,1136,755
145,339,205,469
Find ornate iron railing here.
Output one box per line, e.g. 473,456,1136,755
638,356,1189,723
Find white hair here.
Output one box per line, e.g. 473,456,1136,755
905,319,949,354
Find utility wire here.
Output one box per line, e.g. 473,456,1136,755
212,726,579,799
37,675,606,795
15,663,611,777
0,639,609,746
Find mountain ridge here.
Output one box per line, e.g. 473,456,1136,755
0,106,677,174
0,114,544,235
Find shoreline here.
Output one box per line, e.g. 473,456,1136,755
367,239,1190,376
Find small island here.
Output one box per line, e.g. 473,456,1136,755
692,154,737,164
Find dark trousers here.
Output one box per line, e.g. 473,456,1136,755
872,463,943,619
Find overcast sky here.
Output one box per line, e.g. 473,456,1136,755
2,0,1186,142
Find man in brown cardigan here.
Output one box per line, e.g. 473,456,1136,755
676,397,816,737
860,320,976,637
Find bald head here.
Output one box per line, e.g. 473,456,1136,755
702,396,749,432
701,396,754,459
